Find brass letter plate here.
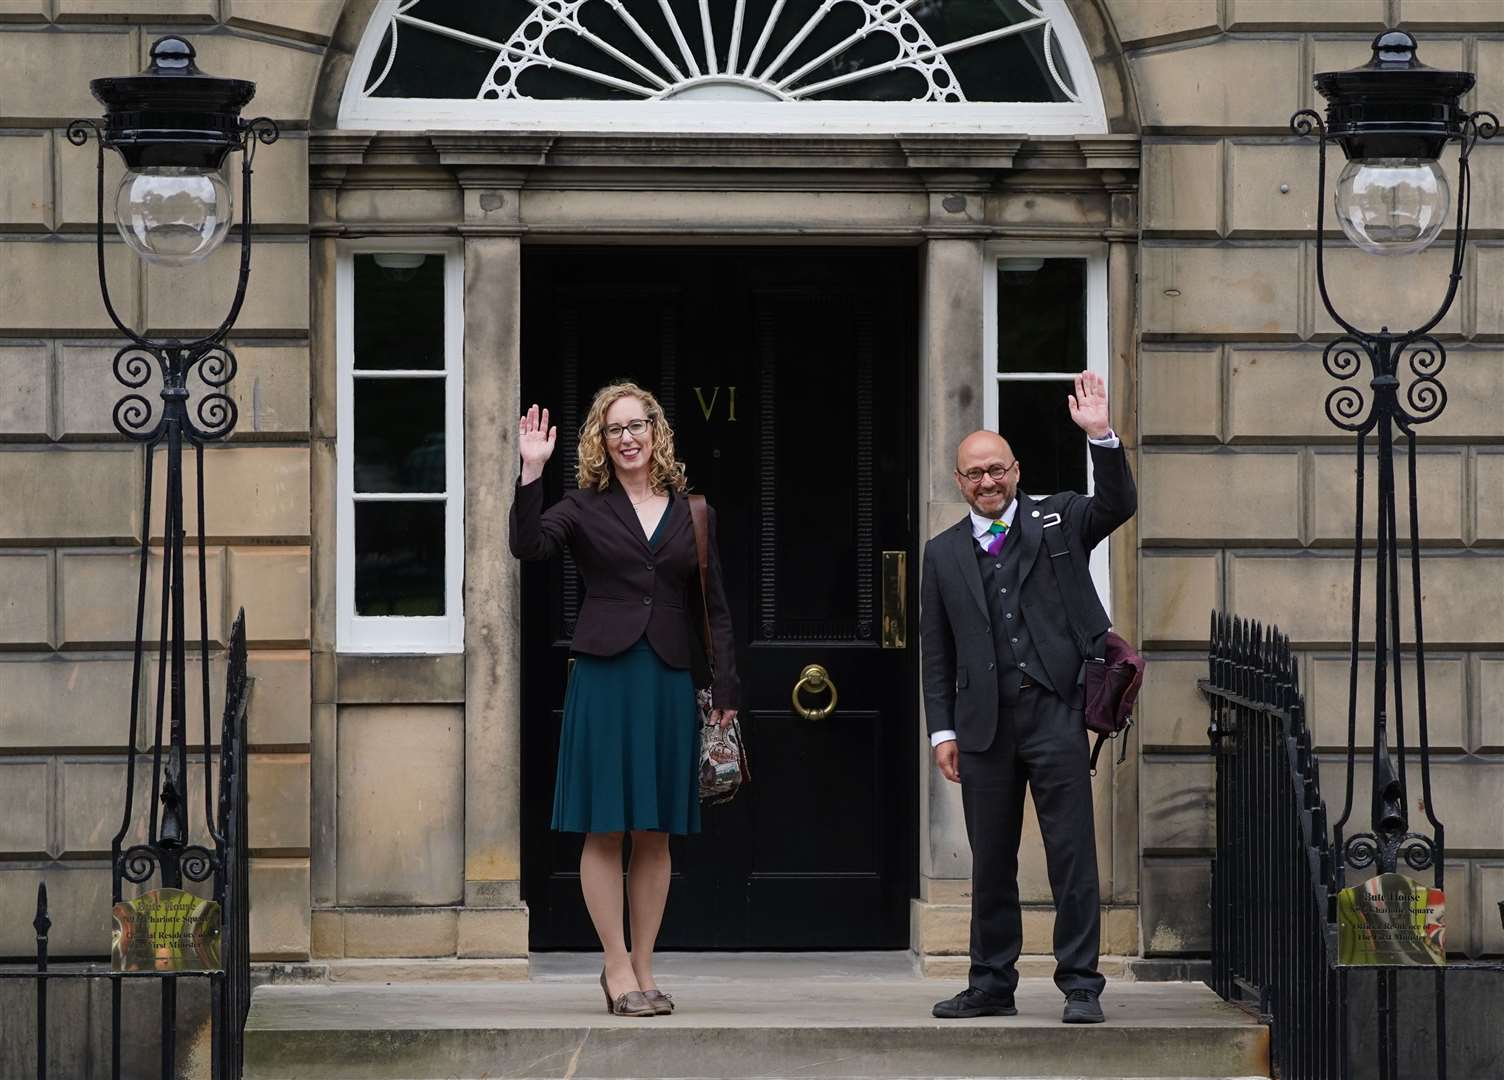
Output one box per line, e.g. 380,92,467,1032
881,550,907,649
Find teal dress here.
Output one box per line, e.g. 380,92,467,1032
552,495,701,835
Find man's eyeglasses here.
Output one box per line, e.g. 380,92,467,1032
604,417,653,441
956,461,1018,485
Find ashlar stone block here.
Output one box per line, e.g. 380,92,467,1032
0,551,51,646
0,760,49,854
1477,42,1504,140
1141,858,1211,955
0,657,137,750
228,132,310,227
1477,658,1504,752
0,1,50,21
249,752,310,850
1308,654,1467,752
1226,140,1319,237
1142,140,1221,236
0,132,50,228
0,240,140,331
225,0,344,41
1398,0,1504,26
1140,348,1222,441
456,908,529,958
0,866,113,956
1311,448,1464,545
342,909,458,958
1140,449,1301,543
250,857,310,959
149,445,310,541
1140,554,1221,645
58,547,225,647
1322,757,1503,851
1476,246,1504,336
0,447,139,541
1132,39,1301,131
144,647,310,750
227,546,310,644
337,704,464,907
1478,864,1504,955
58,759,152,855
1141,245,1300,338
1138,654,1221,748
0,344,50,438
1229,552,1504,646
1477,452,1504,543
0,30,134,119
1104,0,1220,47
145,240,309,335
1140,757,1215,851
1314,246,1462,338
1227,0,1386,28
54,122,126,229
176,33,323,120
56,0,214,18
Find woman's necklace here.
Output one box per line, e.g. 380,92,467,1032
629,490,660,506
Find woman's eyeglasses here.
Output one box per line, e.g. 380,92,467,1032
604,418,653,441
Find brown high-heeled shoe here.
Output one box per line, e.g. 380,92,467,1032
643,989,675,1015
600,970,656,1017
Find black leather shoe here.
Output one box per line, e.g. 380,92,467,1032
1062,989,1104,1024
932,987,1017,1019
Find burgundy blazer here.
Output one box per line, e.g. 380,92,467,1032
509,476,741,710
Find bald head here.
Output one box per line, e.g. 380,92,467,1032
956,430,1012,472
954,429,1021,519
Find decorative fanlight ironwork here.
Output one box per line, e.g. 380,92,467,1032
363,0,1081,103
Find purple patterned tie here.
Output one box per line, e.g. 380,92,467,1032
984,521,1008,557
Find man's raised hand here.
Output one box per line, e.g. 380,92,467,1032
1067,371,1111,440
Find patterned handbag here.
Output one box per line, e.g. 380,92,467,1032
687,495,749,804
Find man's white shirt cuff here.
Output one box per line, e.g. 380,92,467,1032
1087,430,1120,448
931,730,957,747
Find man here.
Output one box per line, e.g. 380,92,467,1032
920,371,1135,1025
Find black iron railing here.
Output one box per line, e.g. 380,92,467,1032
3,610,252,1080
1205,613,1345,1079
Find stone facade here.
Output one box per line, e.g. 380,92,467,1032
0,0,1498,977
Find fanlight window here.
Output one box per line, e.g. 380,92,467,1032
341,0,1106,133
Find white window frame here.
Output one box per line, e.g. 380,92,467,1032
336,238,466,653
981,242,1112,617
338,0,1108,135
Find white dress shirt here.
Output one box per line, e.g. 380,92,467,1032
930,431,1120,750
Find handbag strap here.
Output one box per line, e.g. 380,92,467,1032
1038,510,1102,665
687,494,715,675
1039,510,1113,774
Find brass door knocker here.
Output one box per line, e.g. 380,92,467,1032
791,664,838,721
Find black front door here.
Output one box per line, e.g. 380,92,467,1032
520,247,918,948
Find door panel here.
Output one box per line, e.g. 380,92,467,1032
520,247,918,949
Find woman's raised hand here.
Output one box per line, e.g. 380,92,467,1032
519,403,557,484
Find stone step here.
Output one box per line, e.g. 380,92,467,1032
244,963,1269,1080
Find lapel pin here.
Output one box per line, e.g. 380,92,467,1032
1031,510,1040,518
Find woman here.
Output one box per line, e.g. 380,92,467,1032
509,383,739,1017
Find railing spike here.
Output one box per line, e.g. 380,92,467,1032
32,881,49,938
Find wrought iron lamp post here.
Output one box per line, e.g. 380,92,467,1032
68,34,274,1078
1292,28,1496,1080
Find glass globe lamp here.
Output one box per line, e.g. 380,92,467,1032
1333,157,1450,256
115,165,232,265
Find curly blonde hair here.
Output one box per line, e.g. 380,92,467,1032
575,382,688,494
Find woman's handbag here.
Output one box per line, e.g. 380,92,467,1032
687,495,750,804
1039,510,1146,775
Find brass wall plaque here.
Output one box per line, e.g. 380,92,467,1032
112,888,222,972
1337,872,1446,966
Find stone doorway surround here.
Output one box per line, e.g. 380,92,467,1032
305,129,1142,974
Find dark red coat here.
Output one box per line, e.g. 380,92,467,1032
509,477,741,709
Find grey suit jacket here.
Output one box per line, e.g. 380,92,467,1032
919,442,1136,753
